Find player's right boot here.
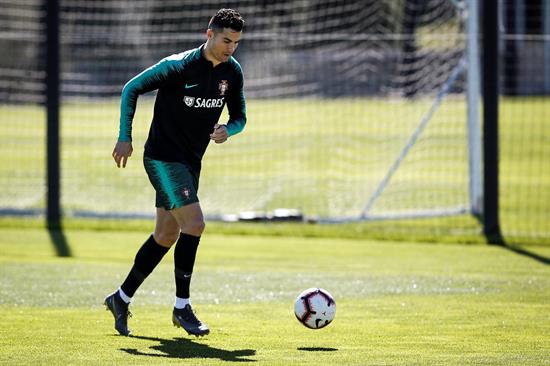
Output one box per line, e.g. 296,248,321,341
104,291,132,336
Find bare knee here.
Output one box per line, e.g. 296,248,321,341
170,202,205,237
182,219,205,237
154,230,180,247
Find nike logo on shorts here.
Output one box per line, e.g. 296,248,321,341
185,83,198,89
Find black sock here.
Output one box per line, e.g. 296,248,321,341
174,232,201,299
120,234,169,297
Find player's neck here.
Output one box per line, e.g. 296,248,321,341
202,44,222,67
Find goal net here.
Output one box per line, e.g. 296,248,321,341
1,0,476,222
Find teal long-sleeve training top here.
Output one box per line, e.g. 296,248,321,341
118,44,246,173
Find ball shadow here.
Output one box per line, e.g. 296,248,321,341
297,347,339,352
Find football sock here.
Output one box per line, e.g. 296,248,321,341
174,232,200,299
120,234,169,297
174,297,191,309
118,287,132,304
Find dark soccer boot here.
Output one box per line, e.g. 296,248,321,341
172,304,210,336
104,291,132,336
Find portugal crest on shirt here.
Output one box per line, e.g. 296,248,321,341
182,187,190,199
218,80,228,96
184,96,195,107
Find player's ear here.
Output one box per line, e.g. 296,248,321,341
206,28,214,40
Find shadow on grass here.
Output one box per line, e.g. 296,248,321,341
47,222,71,257
298,347,338,352
486,232,548,265
120,335,256,362
497,243,550,266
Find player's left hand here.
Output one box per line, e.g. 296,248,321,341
210,124,228,144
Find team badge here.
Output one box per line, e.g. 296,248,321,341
182,187,190,199
183,96,195,107
218,80,229,96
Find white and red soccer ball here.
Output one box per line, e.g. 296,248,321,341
294,288,336,329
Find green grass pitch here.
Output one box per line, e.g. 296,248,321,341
0,227,549,365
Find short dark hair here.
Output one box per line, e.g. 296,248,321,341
208,8,244,32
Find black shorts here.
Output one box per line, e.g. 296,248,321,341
143,156,199,210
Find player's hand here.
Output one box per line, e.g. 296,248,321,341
210,124,228,144
112,141,133,168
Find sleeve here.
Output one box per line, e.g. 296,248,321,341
118,55,183,142
225,63,247,137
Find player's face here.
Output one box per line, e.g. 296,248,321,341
206,28,241,64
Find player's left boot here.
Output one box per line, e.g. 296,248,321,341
172,304,210,336
104,291,132,336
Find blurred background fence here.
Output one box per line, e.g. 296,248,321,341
0,0,548,243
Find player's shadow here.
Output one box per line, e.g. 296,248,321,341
120,335,256,362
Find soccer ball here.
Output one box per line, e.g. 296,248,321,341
294,288,336,329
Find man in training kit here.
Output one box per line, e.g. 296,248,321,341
104,9,246,337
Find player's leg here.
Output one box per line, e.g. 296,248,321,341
171,202,204,302
118,206,178,298
104,208,178,336
171,202,204,309
169,202,210,336
120,209,176,299
138,156,209,336
153,206,181,246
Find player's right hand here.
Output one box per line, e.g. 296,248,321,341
112,141,133,168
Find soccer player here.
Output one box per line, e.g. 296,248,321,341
104,9,246,337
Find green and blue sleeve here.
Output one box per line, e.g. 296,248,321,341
225,62,247,137
118,55,183,142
